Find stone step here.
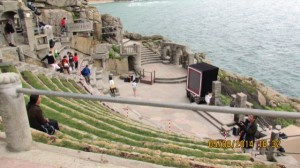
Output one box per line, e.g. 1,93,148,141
141,60,163,65
141,56,161,60
154,79,187,84
193,110,223,131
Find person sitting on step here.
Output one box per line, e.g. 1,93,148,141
26,95,59,135
41,51,60,71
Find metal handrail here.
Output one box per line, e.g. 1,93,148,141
16,88,300,119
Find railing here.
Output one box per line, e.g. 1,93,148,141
140,69,155,85
16,88,300,119
68,22,93,32
121,45,138,55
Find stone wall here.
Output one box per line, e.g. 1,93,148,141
71,36,99,55
106,58,128,75
1,48,19,62
39,9,73,35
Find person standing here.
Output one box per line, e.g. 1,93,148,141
132,80,137,97
61,55,70,74
26,95,59,134
238,115,258,154
41,51,60,71
4,20,16,47
73,52,79,69
81,65,91,84
60,17,66,33
68,52,74,70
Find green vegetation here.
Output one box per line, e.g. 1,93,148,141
264,104,296,127
0,66,277,167
72,12,80,20
220,94,232,106
0,65,18,73
109,45,121,60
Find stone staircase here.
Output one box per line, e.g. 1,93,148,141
155,76,187,84
141,46,162,65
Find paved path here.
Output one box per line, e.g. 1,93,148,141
104,63,234,140
0,133,166,168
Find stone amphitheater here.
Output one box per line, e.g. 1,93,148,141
0,0,298,168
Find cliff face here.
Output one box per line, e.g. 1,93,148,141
33,0,122,43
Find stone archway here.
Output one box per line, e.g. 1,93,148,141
1,11,17,21
128,56,136,71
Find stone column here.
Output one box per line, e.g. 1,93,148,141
267,130,280,161
0,50,3,63
234,92,247,122
18,8,35,51
17,47,25,62
135,44,142,72
0,73,32,151
174,47,181,65
212,81,221,105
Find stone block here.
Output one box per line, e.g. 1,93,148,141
0,5,4,11
235,92,247,108
2,1,18,11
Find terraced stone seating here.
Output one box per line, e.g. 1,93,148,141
0,65,275,168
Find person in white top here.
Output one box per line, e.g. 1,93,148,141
205,92,212,105
132,80,137,97
109,79,116,94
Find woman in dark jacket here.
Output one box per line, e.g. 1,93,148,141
238,115,257,152
26,95,59,133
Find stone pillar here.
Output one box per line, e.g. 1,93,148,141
267,130,280,161
188,52,194,65
0,73,32,151
234,92,247,122
0,50,3,63
174,47,181,65
212,81,221,105
17,47,25,62
135,44,142,72
18,8,35,51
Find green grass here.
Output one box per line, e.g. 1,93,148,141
0,65,18,73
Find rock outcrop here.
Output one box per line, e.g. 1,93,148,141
102,14,123,44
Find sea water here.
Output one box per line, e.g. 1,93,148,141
94,0,300,98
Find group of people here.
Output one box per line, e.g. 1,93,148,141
41,51,79,74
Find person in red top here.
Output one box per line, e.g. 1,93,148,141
60,17,66,33
73,52,79,69
61,55,70,74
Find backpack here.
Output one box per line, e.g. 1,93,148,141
41,123,55,135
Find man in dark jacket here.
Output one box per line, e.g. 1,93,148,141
81,65,91,84
4,20,16,47
26,95,59,134
238,115,258,153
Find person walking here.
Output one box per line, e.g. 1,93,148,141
4,20,16,47
73,52,79,69
60,17,67,33
41,51,60,71
26,95,59,135
132,80,137,97
81,65,91,84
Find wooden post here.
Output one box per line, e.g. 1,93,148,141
143,69,145,78
267,130,280,161
151,72,153,85
154,71,156,83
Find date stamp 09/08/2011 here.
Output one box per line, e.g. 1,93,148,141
208,140,281,149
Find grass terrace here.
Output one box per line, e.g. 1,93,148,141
0,65,279,168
